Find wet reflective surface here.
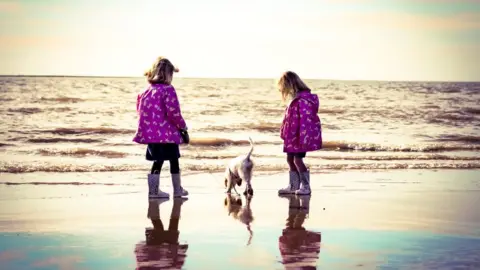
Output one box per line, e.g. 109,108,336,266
1,170,480,269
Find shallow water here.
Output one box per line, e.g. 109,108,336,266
0,170,479,269
1,76,480,176
1,230,480,269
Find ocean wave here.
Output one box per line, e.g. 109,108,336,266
42,127,135,135
464,107,480,115
321,141,480,152
0,163,144,173
2,161,480,173
7,107,42,114
197,123,281,133
28,138,104,143
434,113,476,122
185,152,480,161
36,148,129,158
259,107,284,114
23,135,480,152
198,123,341,133
435,135,480,145
0,181,134,186
198,109,228,115
0,143,14,147
39,97,85,103
49,107,72,112
9,106,73,114
189,138,269,147
422,105,441,109
316,155,480,161
318,108,346,114
100,142,135,146
243,122,280,133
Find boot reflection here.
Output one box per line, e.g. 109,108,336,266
135,198,189,270
224,194,255,246
279,195,321,269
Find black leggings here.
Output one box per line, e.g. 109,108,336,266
151,159,180,174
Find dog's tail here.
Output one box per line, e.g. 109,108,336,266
246,137,254,160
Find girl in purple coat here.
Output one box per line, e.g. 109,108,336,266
278,71,322,196
133,57,189,199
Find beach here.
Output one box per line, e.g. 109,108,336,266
1,169,479,269
1,76,480,269
1,0,480,266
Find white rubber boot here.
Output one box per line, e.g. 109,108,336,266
172,173,188,198
278,171,300,195
295,171,311,196
148,173,170,199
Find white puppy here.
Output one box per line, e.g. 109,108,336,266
224,137,254,196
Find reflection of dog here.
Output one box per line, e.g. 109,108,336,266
224,137,254,196
224,194,255,245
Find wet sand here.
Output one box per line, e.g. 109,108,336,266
0,169,480,269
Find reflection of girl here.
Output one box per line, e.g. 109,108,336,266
134,199,188,269
278,196,321,269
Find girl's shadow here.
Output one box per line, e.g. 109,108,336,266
278,195,321,269
134,198,188,269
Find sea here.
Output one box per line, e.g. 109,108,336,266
1,76,479,176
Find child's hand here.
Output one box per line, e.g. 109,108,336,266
180,129,190,144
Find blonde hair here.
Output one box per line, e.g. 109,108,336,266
277,71,310,101
144,56,179,85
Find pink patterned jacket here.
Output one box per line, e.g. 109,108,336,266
133,84,187,144
280,90,322,153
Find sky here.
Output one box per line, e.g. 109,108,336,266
0,0,479,81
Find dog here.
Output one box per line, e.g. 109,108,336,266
224,194,254,245
224,137,254,196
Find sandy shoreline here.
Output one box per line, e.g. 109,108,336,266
0,169,480,269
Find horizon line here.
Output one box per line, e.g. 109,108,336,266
0,74,478,83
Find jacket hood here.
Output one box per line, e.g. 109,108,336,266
296,90,319,108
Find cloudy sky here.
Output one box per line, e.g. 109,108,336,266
0,0,479,81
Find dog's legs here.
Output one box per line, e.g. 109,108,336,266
232,184,240,195
231,184,240,195
226,179,233,194
243,184,249,196
243,179,254,196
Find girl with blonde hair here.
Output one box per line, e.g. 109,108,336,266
278,71,323,196
133,56,189,199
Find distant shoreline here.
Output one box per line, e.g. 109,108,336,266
0,74,478,83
